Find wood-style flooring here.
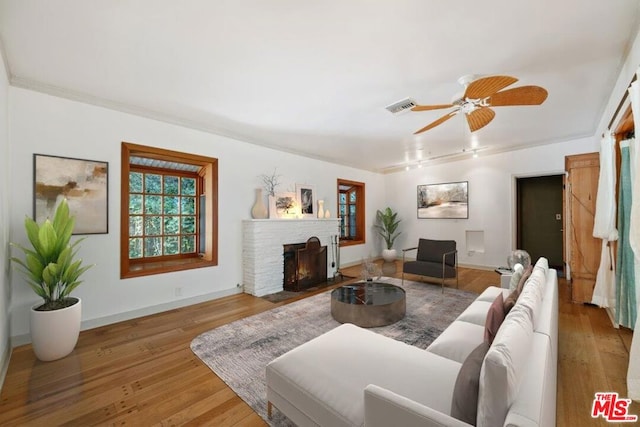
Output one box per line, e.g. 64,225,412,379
0,262,638,426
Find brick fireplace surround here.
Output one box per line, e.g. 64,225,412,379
242,219,340,296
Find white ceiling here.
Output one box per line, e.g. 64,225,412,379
1,1,639,172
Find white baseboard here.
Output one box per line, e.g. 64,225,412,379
458,262,497,271
0,339,11,391
11,287,241,346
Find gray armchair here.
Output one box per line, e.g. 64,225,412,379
402,238,458,292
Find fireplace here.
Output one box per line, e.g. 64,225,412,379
283,236,328,291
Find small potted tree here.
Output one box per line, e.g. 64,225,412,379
11,199,93,361
375,207,401,262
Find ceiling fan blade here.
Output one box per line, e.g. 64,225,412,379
466,107,495,132
414,110,459,134
464,75,518,99
488,85,548,106
411,103,454,111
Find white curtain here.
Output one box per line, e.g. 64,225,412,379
627,69,640,401
591,133,618,307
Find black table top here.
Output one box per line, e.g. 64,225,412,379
331,281,405,306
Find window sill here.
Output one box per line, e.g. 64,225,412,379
340,239,365,248
122,258,216,279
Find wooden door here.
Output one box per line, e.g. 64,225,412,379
565,153,601,303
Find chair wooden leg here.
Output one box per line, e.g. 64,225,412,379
268,401,273,419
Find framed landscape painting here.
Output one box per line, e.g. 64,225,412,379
33,154,109,234
417,181,468,219
269,192,297,219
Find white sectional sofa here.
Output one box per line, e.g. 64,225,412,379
266,257,558,427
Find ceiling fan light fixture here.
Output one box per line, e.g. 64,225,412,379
411,74,547,135
457,74,479,88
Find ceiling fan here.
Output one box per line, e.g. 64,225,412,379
411,75,548,134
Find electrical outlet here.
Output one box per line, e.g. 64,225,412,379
175,287,182,297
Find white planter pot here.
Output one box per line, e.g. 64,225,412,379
30,297,81,362
382,249,397,262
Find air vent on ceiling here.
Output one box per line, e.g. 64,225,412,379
385,97,417,114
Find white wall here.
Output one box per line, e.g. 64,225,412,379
384,136,598,268
598,25,640,135
8,87,385,339
0,48,11,383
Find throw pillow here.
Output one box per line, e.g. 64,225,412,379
484,293,506,344
503,265,533,314
508,265,524,291
503,288,518,314
516,265,533,294
451,341,490,426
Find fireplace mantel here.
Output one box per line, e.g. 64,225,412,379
242,219,340,296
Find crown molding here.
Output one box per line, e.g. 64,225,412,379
9,76,380,173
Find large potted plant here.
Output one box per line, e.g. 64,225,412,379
11,199,93,361
375,207,401,262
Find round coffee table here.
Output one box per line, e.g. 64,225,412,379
331,281,406,327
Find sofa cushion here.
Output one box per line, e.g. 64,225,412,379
475,286,509,303
451,341,490,425
266,323,462,427
478,303,534,427
456,300,492,326
484,293,505,345
516,267,547,329
427,321,485,364
533,256,549,272
503,333,555,427
403,260,457,279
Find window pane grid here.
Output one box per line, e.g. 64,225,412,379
337,180,364,244
129,171,198,259
338,193,357,239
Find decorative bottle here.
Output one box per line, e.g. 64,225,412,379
317,200,325,218
251,188,268,219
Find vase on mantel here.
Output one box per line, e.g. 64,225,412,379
251,188,268,219
317,200,325,218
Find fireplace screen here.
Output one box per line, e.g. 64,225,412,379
283,237,327,291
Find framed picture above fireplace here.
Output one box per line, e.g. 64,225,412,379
269,192,297,219
417,181,468,219
295,184,315,217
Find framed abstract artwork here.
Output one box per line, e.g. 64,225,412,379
295,183,315,217
33,154,109,234
417,181,468,219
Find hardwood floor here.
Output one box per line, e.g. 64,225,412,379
0,262,637,426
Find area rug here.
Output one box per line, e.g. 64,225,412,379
190,278,477,426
